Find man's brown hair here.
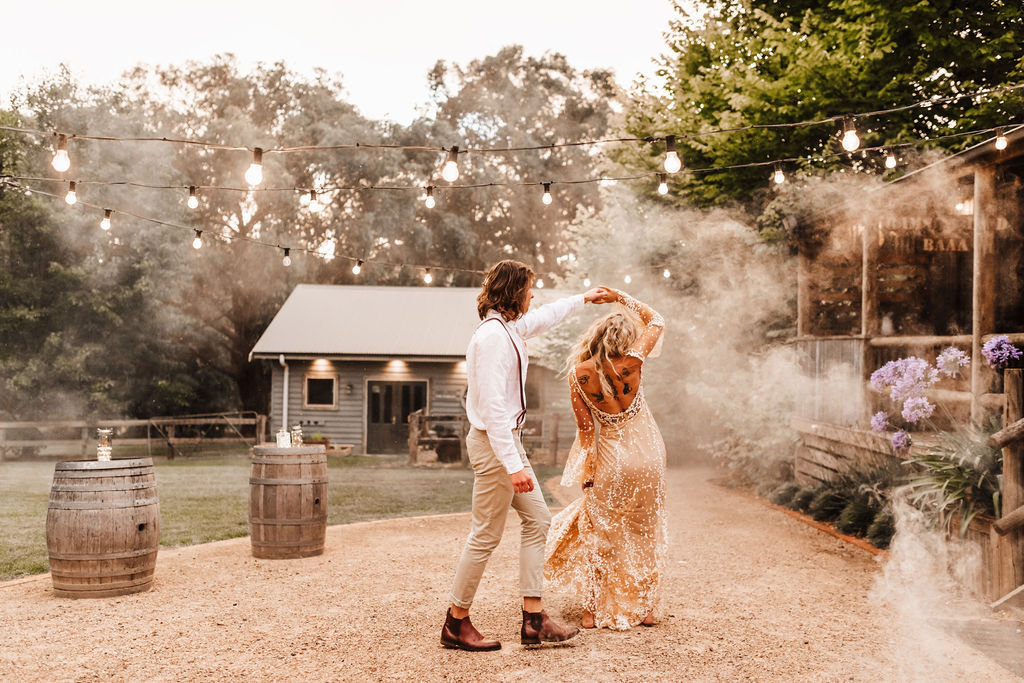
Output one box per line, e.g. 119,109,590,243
477,260,535,320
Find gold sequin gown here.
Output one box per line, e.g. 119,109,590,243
544,360,668,630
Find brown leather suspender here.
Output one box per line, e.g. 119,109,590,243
480,318,527,428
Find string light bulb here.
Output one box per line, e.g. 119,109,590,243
583,274,591,287
995,128,1008,151
884,150,897,169
841,116,860,152
245,148,264,186
423,268,433,284
424,186,435,209
536,278,545,288
352,259,363,275
282,247,291,267
308,189,322,213
773,163,785,185
100,209,111,231
187,185,199,209
65,181,77,205
657,173,668,195
663,135,682,174
192,230,203,250
662,268,671,278
624,274,632,284
52,134,71,172
541,182,552,205
441,146,460,182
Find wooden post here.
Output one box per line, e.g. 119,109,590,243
861,221,879,422
971,167,997,425
408,409,421,465
166,425,175,460
81,426,89,458
797,251,812,337
256,414,267,445
0,427,5,461
1001,369,1024,594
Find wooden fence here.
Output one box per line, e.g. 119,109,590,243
0,412,267,460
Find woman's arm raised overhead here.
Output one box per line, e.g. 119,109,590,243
615,290,665,360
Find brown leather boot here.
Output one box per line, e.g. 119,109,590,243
440,609,501,651
520,610,580,645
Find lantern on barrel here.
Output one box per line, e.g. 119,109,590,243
45,427,160,598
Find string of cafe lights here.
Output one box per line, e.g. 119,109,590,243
2,122,1014,203
1,120,1016,286
1,79,1019,285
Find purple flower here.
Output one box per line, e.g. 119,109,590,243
871,411,889,433
936,347,970,377
901,396,935,423
870,356,937,403
891,430,912,454
982,335,1022,369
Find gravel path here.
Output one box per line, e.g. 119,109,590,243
0,468,1017,681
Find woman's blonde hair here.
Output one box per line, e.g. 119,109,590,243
564,310,642,399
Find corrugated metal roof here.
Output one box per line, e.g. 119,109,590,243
250,284,483,358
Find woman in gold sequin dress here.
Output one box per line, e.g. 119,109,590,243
544,290,667,630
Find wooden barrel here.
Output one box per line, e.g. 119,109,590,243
249,446,328,559
45,458,160,599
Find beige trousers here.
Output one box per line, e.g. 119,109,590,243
448,427,551,609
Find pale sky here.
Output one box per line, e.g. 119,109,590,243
2,0,681,124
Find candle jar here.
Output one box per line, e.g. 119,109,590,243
291,425,303,447
96,428,113,461
276,428,291,448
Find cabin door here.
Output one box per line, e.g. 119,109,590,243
366,380,427,454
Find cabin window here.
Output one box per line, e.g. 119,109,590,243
304,375,337,409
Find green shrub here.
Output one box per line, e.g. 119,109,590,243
809,489,848,522
769,482,800,507
835,496,876,536
867,508,896,549
789,487,817,512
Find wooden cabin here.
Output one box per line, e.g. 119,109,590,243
791,127,1024,602
249,284,577,456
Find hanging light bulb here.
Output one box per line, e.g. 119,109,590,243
536,278,545,289
841,116,860,152
884,150,897,169
100,209,112,231
245,147,264,186
441,146,460,182
663,135,682,174
583,274,591,287
308,189,322,213
995,127,1008,151
352,259,363,275
624,274,632,284
424,185,436,209
657,173,669,195
282,247,292,267
187,185,199,209
773,162,786,185
662,268,671,278
52,134,71,172
541,182,552,205
423,268,433,284
192,229,203,250
65,181,77,205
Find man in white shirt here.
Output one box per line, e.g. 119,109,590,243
441,259,615,651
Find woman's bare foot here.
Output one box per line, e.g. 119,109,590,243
581,611,595,629
640,614,655,627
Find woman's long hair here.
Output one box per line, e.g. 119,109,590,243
477,260,535,320
564,310,642,400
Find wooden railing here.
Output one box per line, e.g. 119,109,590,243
0,412,267,460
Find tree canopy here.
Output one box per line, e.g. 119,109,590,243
622,0,1024,208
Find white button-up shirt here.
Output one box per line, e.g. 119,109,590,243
466,294,585,474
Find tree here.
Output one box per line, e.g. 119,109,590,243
621,0,1024,209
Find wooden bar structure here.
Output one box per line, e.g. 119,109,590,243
790,127,1024,601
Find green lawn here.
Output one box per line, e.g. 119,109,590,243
0,453,563,581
